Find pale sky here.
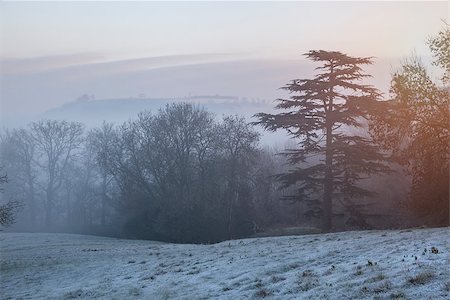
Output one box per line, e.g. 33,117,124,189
1,1,447,60
0,1,448,121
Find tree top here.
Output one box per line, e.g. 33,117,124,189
305,50,373,67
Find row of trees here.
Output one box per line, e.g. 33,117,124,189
1,105,304,242
255,26,449,230
105,106,265,242
1,27,447,240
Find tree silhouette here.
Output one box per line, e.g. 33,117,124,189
255,50,390,231
0,169,22,226
371,26,449,226
30,120,84,226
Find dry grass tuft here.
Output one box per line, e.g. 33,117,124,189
408,271,435,285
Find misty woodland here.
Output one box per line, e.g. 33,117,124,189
0,3,449,300
1,28,448,244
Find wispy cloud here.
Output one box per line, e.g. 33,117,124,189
1,53,105,74
0,52,247,76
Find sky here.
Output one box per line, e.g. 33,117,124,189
0,1,448,123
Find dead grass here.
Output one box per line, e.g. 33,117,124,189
389,291,407,299
443,281,450,292
408,270,435,285
254,288,272,298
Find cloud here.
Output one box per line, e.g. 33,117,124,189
0,53,105,74
0,52,246,76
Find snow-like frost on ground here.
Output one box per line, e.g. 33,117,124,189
1,228,449,299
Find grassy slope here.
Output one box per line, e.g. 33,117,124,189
1,227,449,299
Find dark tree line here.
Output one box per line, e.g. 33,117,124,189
1,28,447,240
105,104,265,242
0,104,303,242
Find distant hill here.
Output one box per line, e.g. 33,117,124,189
42,95,273,125
41,95,286,145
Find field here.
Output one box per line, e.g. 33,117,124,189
1,227,449,299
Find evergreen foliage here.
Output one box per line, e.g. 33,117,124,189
255,50,390,231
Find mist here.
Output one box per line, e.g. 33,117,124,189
0,1,448,299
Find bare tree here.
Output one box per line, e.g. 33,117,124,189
30,120,84,226
220,115,260,239
88,122,116,226
105,104,263,242
371,27,449,226
0,129,37,225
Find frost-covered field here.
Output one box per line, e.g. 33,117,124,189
1,228,449,299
